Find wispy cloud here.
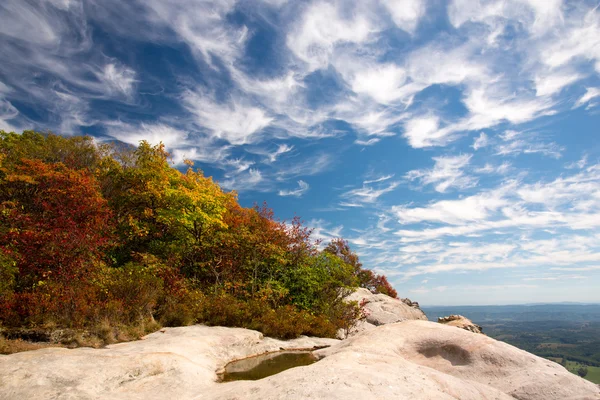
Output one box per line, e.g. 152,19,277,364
406,154,477,193
575,87,600,108
341,179,400,204
279,180,309,197
495,130,564,159
183,91,273,146
220,168,264,192
472,132,489,150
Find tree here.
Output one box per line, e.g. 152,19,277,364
0,159,113,285
577,366,588,378
0,130,105,172
99,142,230,266
0,158,114,326
324,238,398,298
324,238,362,271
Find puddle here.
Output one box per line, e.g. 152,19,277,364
220,351,318,382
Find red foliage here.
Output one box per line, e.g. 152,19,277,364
369,274,398,298
324,238,398,298
0,159,114,285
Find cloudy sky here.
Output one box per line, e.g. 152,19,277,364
1,0,600,305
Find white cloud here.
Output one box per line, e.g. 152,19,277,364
232,71,302,112
307,218,344,245
286,2,373,71
0,93,19,131
565,155,588,170
183,91,273,145
448,0,564,35
350,64,409,104
575,87,600,108
472,132,489,150
341,180,400,204
275,153,333,180
403,115,447,148
495,131,564,159
0,1,67,46
269,144,294,163
534,72,581,97
364,174,395,184
406,154,477,193
541,7,600,70
141,0,243,65
170,146,232,166
103,121,234,166
249,143,295,163
100,63,137,97
221,158,254,174
106,122,188,149
355,138,381,146
279,180,310,197
345,106,406,137
220,168,264,192
382,0,426,34
475,162,511,175
393,188,508,226
387,164,600,250
407,43,488,87
461,88,554,129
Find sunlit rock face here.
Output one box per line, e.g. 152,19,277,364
1,322,599,400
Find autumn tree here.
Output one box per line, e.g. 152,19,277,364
0,131,398,340
324,238,398,298
99,142,230,267
0,158,114,326
0,130,105,172
0,159,113,284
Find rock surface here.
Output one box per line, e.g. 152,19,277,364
1,321,598,400
343,288,428,335
438,314,484,334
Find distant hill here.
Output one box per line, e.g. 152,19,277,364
422,304,600,323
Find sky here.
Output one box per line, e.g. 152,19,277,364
1,0,600,305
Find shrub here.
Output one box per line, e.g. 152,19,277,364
197,292,341,339
0,252,16,297
99,256,165,324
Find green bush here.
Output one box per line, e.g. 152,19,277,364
99,257,165,324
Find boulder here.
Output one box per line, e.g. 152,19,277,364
438,314,484,334
2,322,598,400
339,288,428,338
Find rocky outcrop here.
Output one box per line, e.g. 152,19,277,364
352,288,428,323
438,314,484,334
1,322,598,400
339,288,428,338
401,297,420,309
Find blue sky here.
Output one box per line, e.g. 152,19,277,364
1,0,600,305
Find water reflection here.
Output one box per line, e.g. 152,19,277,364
220,351,317,382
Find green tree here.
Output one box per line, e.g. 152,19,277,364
99,142,230,267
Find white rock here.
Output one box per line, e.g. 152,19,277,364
347,288,428,325
1,322,598,400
